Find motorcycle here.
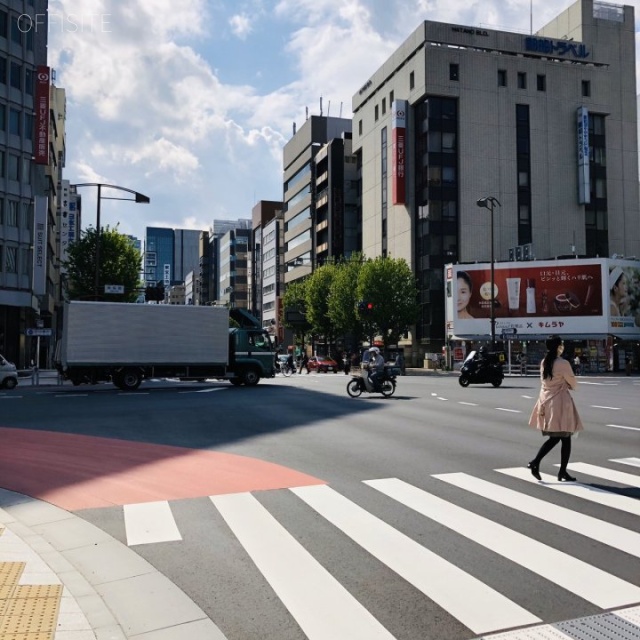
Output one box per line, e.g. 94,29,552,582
346,366,398,398
458,351,504,388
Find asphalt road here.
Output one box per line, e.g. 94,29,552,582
1,372,639,640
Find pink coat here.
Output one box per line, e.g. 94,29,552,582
528,357,584,434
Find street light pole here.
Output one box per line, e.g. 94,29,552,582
476,196,501,350
73,183,150,300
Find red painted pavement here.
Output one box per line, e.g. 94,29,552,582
0,427,325,511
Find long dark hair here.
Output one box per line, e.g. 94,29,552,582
542,336,563,380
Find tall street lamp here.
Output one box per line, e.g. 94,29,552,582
476,196,501,350
73,183,150,300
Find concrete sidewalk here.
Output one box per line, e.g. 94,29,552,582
0,489,226,640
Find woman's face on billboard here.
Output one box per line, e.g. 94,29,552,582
457,276,471,313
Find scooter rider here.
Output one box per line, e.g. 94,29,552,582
367,347,385,390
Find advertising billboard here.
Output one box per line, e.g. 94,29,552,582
447,259,607,337
607,260,640,335
391,100,407,205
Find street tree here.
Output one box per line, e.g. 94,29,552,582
358,256,419,349
305,261,339,353
63,226,141,303
327,253,366,345
282,278,312,344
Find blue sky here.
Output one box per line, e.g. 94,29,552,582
46,0,640,244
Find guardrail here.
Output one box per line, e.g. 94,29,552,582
17,369,64,386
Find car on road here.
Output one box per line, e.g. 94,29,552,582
306,355,339,373
0,353,18,389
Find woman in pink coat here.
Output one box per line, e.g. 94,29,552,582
527,336,584,482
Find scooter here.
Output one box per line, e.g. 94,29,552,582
458,351,504,388
346,366,398,398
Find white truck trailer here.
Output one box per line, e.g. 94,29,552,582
55,301,275,390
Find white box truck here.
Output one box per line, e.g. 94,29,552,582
55,301,275,390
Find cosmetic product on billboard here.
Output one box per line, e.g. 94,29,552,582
506,278,521,311
584,284,593,307
526,279,536,313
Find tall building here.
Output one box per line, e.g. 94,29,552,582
145,227,175,287
0,1,52,367
282,116,352,286
218,226,251,309
352,0,639,359
173,228,201,283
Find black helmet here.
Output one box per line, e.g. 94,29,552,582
479,346,488,355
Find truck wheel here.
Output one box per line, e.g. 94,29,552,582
2,377,17,390
242,369,260,386
229,378,243,386
120,369,142,391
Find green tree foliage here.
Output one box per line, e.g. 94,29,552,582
305,261,338,348
282,279,312,339
357,256,419,348
327,253,366,343
63,226,141,303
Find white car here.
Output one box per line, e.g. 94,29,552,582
0,354,18,389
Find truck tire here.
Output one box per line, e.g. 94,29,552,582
229,378,243,386
120,369,142,391
242,369,260,386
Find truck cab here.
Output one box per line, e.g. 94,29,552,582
0,354,18,389
228,309,275,385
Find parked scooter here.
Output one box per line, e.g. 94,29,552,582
346,366,398,398
458,350,504,388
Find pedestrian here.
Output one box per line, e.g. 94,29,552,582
299,352,309,374
573,354,581,376
343,352,351,375
625,356,633,376
527,336,583,482
394,351,406,375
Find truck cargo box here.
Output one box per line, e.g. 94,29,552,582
60,302,229,367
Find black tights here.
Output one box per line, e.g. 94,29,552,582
532,436,572,472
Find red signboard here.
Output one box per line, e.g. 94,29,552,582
391,100,407,205
34,66,50,165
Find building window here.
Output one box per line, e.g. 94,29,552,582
21,157,30,184
537,74,546,91
25,67,33,95
5,246,17,273
409,71,415,90
582,80,591,97
498,69,507,87
517,72,526,89
7,154,19,181
10,16,22,45
0,10,8,38
0,198,3,224
375,104,379,121
20,202,31,229
449,63,459,81
0,56,6,84
389,90,394,105
9,108,20,135
10,62,20,90
6,200,18,226
516,104,532,245
358,119,362,136
24,113,33,140
382,98,386,115
0,104,5,131
0,151,4,177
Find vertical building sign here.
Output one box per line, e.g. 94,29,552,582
163,263,171,287
577,106,590,204
59,180,70,275
391,100,407,205
34,66,50,165
32,197,48,296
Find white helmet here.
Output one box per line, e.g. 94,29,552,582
369,347,380,354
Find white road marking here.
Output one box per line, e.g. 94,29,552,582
590,405,621,410
521,395,534,399
578,381,617,385
437,397,448,401
124,501,182,546
295,484,539,635
611,457,640,468
55,394,88,397
608,424,640,432
212,492,395,640
119,392,150,396
557,463,640,488
458,401,479,406
0,396,23,399
434,472,640,559
497,467,640,517
367,478,640,610
495,408,522,413
178,387,225,394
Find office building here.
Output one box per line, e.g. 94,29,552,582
352,0,638,360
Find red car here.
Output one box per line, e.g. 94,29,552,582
306,355,339,373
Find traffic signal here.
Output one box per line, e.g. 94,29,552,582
366,302,374,315
357,300,366,314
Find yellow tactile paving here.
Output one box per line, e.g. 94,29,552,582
0,563,25,587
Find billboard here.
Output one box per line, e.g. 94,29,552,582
34,66,50,165
391,100,407,205
607,260,640,335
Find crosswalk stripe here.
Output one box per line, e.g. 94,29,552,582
124,501,182,546
560,462,640,487
611,457,640,468
433,472,640,559
211,492,395,640
366,478,640,610
496,467,640,517
293,484,540,635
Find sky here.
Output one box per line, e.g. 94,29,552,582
45,0,640,244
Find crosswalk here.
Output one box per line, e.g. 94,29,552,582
120,459,640,640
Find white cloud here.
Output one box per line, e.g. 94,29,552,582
229,13,253,39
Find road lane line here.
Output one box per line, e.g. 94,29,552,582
497,467,640,517
178,388,225,394
556,463,640,488
458,401,478,406
293,484,540,635
495,408,521,413
212,492,394,640
590,405,620,410
578,381,617,385
124,501,182,546
55,393,88,397
436,397,448,401
608,424,640,432
434,472,640,559
611,457,640,468
367,478,640,610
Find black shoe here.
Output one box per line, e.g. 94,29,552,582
558,471,576,482
528,461,541,481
